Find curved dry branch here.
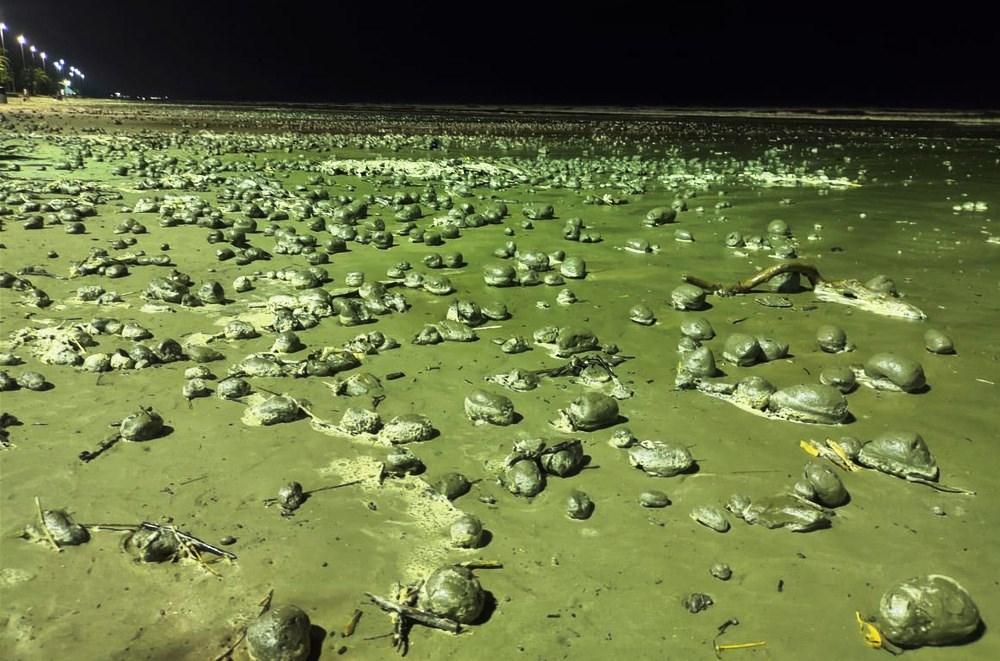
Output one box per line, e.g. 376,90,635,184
682,261,827,295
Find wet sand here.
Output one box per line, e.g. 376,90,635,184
1,98,998,660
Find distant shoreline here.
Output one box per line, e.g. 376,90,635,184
5,97,999,126
149,101,1000,126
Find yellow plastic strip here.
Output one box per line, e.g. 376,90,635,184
855,612,883,649
716,641,767,652
828,439,860,471
799,439,821,457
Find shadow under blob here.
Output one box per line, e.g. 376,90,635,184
306,624,327,661
470,590,498,626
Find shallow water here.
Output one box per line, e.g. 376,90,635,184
1,100,998,660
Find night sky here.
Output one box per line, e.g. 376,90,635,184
1,0,996,108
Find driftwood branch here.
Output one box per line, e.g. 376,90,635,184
365,592,461,634
682,261,826,295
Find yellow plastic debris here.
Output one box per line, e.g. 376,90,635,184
799,439,822,457
717,641,767,651
856,611,883,649
828,439,861,471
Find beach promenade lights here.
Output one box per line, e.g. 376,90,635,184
0,23,6,52
16,35,27,89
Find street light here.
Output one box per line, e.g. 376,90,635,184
0,23,7,93
16,35,26,93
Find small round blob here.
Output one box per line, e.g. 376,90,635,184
923,329,955,355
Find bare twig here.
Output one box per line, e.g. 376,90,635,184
683,261,826,295
366,592,461,634
343,609,363,637
34,497,62,552
213,589,275,661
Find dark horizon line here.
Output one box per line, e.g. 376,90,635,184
85,96,1000,117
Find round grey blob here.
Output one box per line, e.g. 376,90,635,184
767,219,791,236
856,431,939,481
629,303,656,325
865,274,898,296
680,317,715,341
29,509,90,546
923,329,955,355
217,377,251,399
539,440,585,477
562,392,619,431
246,604,312,661
503,459,546,497
16,371,48,391
877,575,980,648
378,414,435,444
864,353,926,392
639,490,671,508
560,256,587,279
735,376,776,410
566,490,595,520
384,448,424,477
816,324,848,353
247,396,301,426
449,514,483,548
723,334,763,366
690,505,730,532
670,284,707,311
768,384,849,424
756,336,789,362
464,389,516,426
820,365,856,393
120,408,164,441
628,441,694,477
682,345,719,379
434,472,472,501
802,460,849,507
420,566,485,624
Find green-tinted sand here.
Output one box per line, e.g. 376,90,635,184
1,99,998,660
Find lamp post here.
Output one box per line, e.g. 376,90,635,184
0,23,7,93
16,35,26,94
28,45,38,94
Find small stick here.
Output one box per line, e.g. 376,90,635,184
457,560,503,570
173,527,221,577
306,479,363,496
262,479,362,506
363,632,394,641
79,433,123,463
213,589,274,661
342,609,363,637
256,387,325,423
139,522,237,559
365,593,461,634
715,641,767,654
34,497,62,552
81,523,141,533
906,477,976,495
